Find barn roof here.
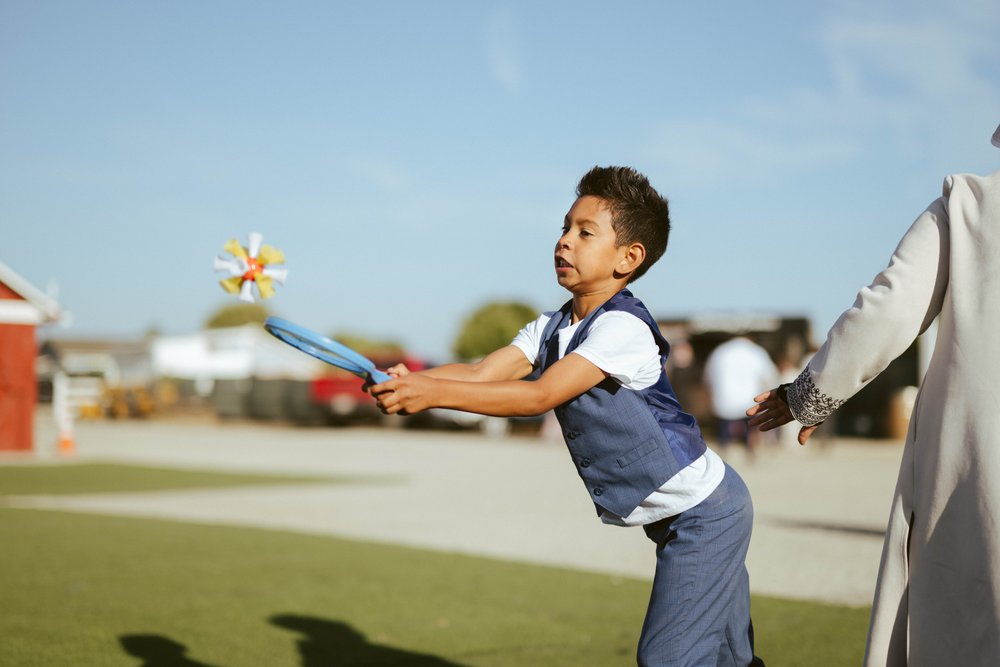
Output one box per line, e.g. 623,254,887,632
0,261,63,325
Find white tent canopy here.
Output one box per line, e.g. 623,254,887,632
152,325,324,382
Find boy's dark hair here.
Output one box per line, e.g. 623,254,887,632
576,166,670,283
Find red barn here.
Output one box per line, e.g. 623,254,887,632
0,262,62,452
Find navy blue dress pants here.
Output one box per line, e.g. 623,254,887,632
637,463,765,667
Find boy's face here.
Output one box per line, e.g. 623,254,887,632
555,195,634,294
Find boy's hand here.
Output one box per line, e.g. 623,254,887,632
370,375,437,415
746,389,792,430
385,363,410,378
363,364,411,394
746,388,818,446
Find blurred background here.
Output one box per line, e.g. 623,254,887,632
2,0,999,447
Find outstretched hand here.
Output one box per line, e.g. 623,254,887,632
746,388,818,446
384,363,411,378
363,363,411,395
369,374,438,416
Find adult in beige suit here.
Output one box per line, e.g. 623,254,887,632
748,125,1000,666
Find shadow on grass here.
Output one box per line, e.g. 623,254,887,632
271,613,471,666
119,634,220,667
764,516,886,538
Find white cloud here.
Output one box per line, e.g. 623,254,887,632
817,7,1000,157
645,5,1000,190
645,118,859,190
483,6,522,94
823,13,997,103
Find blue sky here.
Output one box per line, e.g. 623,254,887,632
2,1,998,361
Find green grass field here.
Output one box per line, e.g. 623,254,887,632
0,463,869,666
0,462,384,495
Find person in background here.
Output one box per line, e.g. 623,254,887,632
704,335,778,456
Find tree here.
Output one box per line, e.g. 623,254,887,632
452,301,538,361
204,302,271,329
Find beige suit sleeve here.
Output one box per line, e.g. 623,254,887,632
787,188,952,426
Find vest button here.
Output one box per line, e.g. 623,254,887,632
593,486,604,496
580,457,591,468
567,431,578,440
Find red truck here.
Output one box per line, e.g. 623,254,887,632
294,353,427,426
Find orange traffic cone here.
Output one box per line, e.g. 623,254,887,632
58,431,75,456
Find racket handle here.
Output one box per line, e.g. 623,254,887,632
369,369,392,384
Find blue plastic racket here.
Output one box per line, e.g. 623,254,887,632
264,317,392,384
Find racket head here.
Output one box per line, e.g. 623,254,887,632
264,317,391,384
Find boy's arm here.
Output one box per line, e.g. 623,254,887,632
412,345,535,382
371,352,606,418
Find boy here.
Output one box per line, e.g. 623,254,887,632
371,166,764,667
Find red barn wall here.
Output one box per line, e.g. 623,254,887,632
0,284,37,452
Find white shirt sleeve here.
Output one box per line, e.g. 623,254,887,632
510,310,662,389
510,312,554,365
571,311,662,389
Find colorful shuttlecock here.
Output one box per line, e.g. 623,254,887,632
213,232,288,302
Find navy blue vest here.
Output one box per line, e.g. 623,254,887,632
537,289,707,517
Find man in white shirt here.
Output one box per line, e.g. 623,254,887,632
704,336,777,453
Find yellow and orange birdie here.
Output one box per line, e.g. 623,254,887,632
213,232,288,302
